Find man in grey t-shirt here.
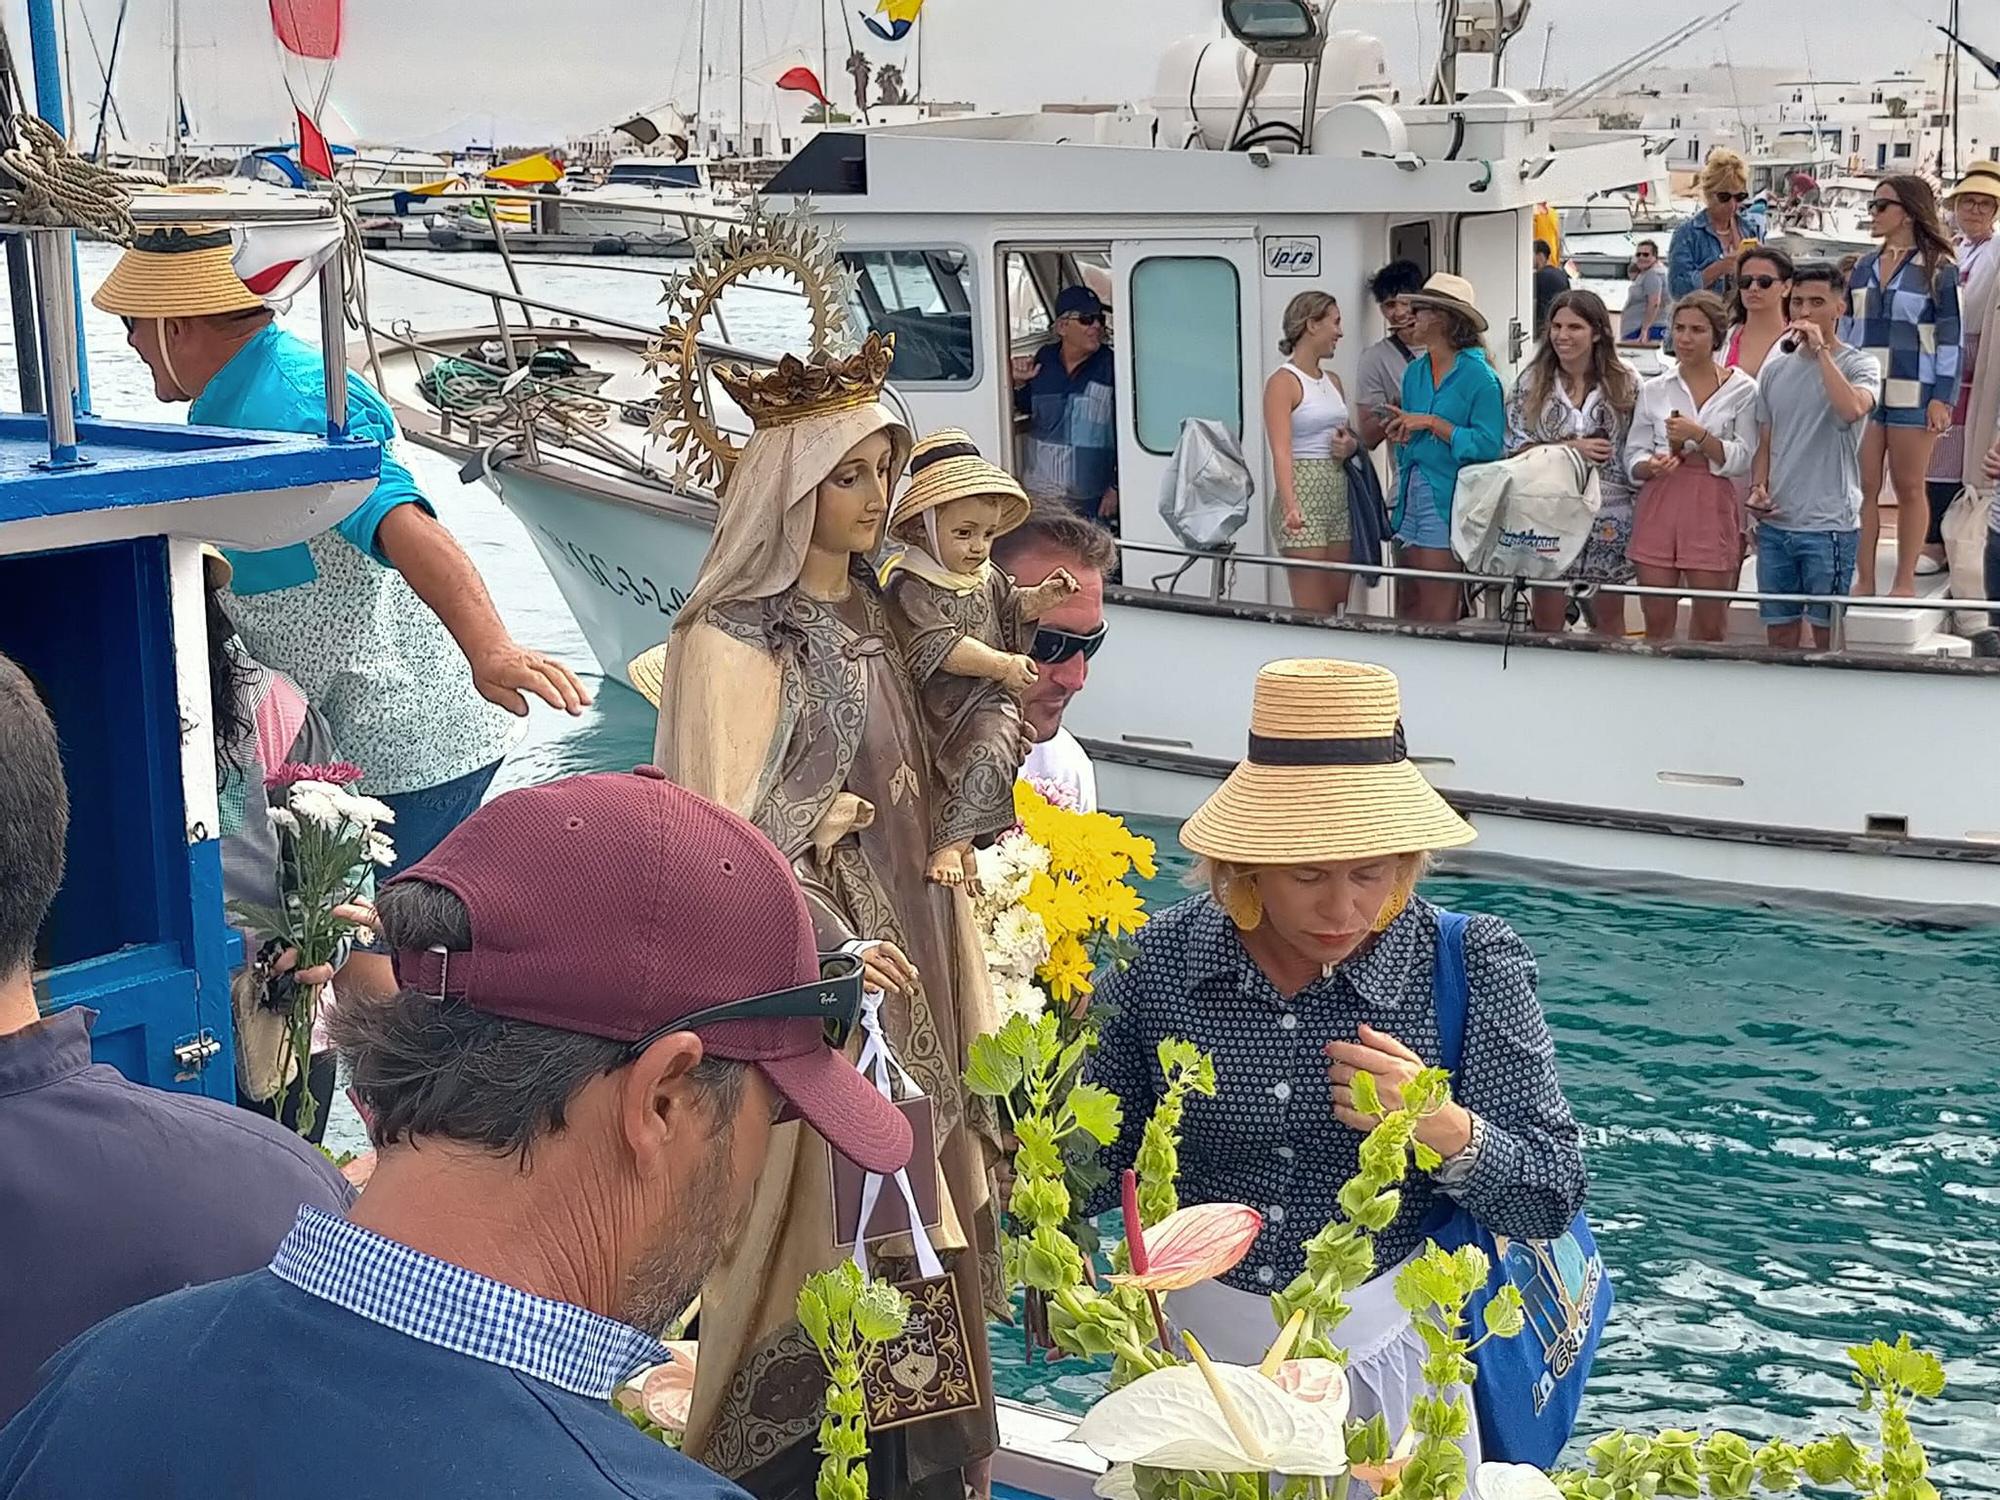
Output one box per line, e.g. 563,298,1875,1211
1620,241,1668,342
1355,259,1425,450
1748,263,1884,649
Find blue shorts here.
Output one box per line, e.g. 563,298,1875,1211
1755,526,1859,626
1395,472,1454,551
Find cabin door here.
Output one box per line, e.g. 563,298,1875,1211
1108,236,1262,586
1454,211,1529,386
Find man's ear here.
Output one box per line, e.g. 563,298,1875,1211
617,1030,708,1166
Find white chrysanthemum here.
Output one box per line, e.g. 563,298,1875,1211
335,791,396,827
286,785,344,830
991,906,1050,972
993,974,1047,1024
365,830,397,867
266,807,299,834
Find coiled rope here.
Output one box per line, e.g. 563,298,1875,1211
0,114,164,242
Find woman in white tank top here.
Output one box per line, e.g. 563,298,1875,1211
1265,291,1361,615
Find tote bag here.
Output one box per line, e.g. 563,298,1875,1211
1423,911,1613,1467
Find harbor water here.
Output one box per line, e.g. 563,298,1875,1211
14,245,1998,1487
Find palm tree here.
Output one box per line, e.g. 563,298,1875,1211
877,64,907,106
845,49,873,115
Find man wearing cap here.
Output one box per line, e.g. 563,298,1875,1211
91,227,590,875
0,769,912,1498
1010,284,1119,526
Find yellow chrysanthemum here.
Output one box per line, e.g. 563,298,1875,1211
1041,932,1097,1001
1098,879,1148,939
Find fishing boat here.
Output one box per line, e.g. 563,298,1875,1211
366,0,2000,921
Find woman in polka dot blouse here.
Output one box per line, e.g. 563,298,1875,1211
1082,659,1587,1464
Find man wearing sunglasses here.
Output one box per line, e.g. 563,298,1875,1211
1669,149,1758,298
0,768,912,1500
1011,284,1120,528
994,499,1118,812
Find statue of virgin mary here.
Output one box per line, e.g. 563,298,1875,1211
629,335,1003,1500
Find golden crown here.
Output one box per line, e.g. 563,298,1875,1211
712,332,895,430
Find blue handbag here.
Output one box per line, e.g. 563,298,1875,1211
1423,911,1613,1468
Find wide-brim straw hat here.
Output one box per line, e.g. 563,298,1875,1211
1404,272,1488,335
890,428,1030,536
1180,659,1475,865
91,224,265,319
200,543,232,590
628,643,667,709
1946,162,2000,202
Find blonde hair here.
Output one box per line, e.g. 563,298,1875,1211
1279,291,1338,356
1193,852,1432,933
1697,148,1749,197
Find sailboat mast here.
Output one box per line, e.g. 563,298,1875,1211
737,0,746,157
820,0,830,114
167,0,182,181
696,0,707,155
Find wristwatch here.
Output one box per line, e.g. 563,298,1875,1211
1434,1112,1487,1188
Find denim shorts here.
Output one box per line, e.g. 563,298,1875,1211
1755,525,1860,625
1395,470,1454,550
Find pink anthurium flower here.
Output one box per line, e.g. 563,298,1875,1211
1105,1202,1265,1293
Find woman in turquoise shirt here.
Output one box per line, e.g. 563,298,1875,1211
1384,273,1506,621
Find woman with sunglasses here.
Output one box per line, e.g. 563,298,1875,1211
1841,175,1962,597
1725,246,1795,378
628,336,1003,1500
1668,148,1757,300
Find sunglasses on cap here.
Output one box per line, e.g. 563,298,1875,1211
1741,274,1784,290
624,950,867,1060
1027,621,1107,665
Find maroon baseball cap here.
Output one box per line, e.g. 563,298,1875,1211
385,767,911,1175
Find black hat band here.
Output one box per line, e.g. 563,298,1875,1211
1247,721,1407,767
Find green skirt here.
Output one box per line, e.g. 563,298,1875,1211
1273,457,1352,551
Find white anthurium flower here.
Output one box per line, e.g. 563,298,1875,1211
1476,1463,1564,1500
1071,1340,1350,1479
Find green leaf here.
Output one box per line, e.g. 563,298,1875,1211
797,1283,833,1352
852,1282,909,1345
1482,1282,1528,1341
1067,1082,1125,1145
966,1032,1025,1098
1351,1070,1383,1117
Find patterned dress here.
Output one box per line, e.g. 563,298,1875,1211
1504,372,1640,584
1840,249,1964,428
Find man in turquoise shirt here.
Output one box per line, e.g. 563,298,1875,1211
92,226,588,872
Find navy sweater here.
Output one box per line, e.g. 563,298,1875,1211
0,1270,751,1500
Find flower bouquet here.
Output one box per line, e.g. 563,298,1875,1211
972,780,1156,1286
972,1040,1951,1500
226,761,394,1137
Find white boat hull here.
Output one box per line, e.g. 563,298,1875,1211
1069,598,2000,919
482,463,712,692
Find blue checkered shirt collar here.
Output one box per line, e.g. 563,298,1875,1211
270,1206,673,1400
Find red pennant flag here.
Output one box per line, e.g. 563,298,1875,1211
270,0,341,58
775,66,833,108
296,109,336,179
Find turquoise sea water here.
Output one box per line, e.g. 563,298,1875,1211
32,246,1996,1489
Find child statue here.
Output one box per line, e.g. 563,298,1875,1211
879,430,1078,890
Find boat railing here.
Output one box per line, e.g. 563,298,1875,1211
1114,538,2000,659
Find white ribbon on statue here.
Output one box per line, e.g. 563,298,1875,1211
848,986,944,1282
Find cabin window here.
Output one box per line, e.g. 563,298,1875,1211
838,248,977,385
1129,256,1242,455
1893,142,1913,160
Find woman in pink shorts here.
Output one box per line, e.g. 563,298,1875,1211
1625,291,1759,641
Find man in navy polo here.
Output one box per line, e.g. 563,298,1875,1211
0,767,913,1498
0,652,352,1425
1012,283,1120,526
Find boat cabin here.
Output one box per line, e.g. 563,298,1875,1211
772,79,1648,609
